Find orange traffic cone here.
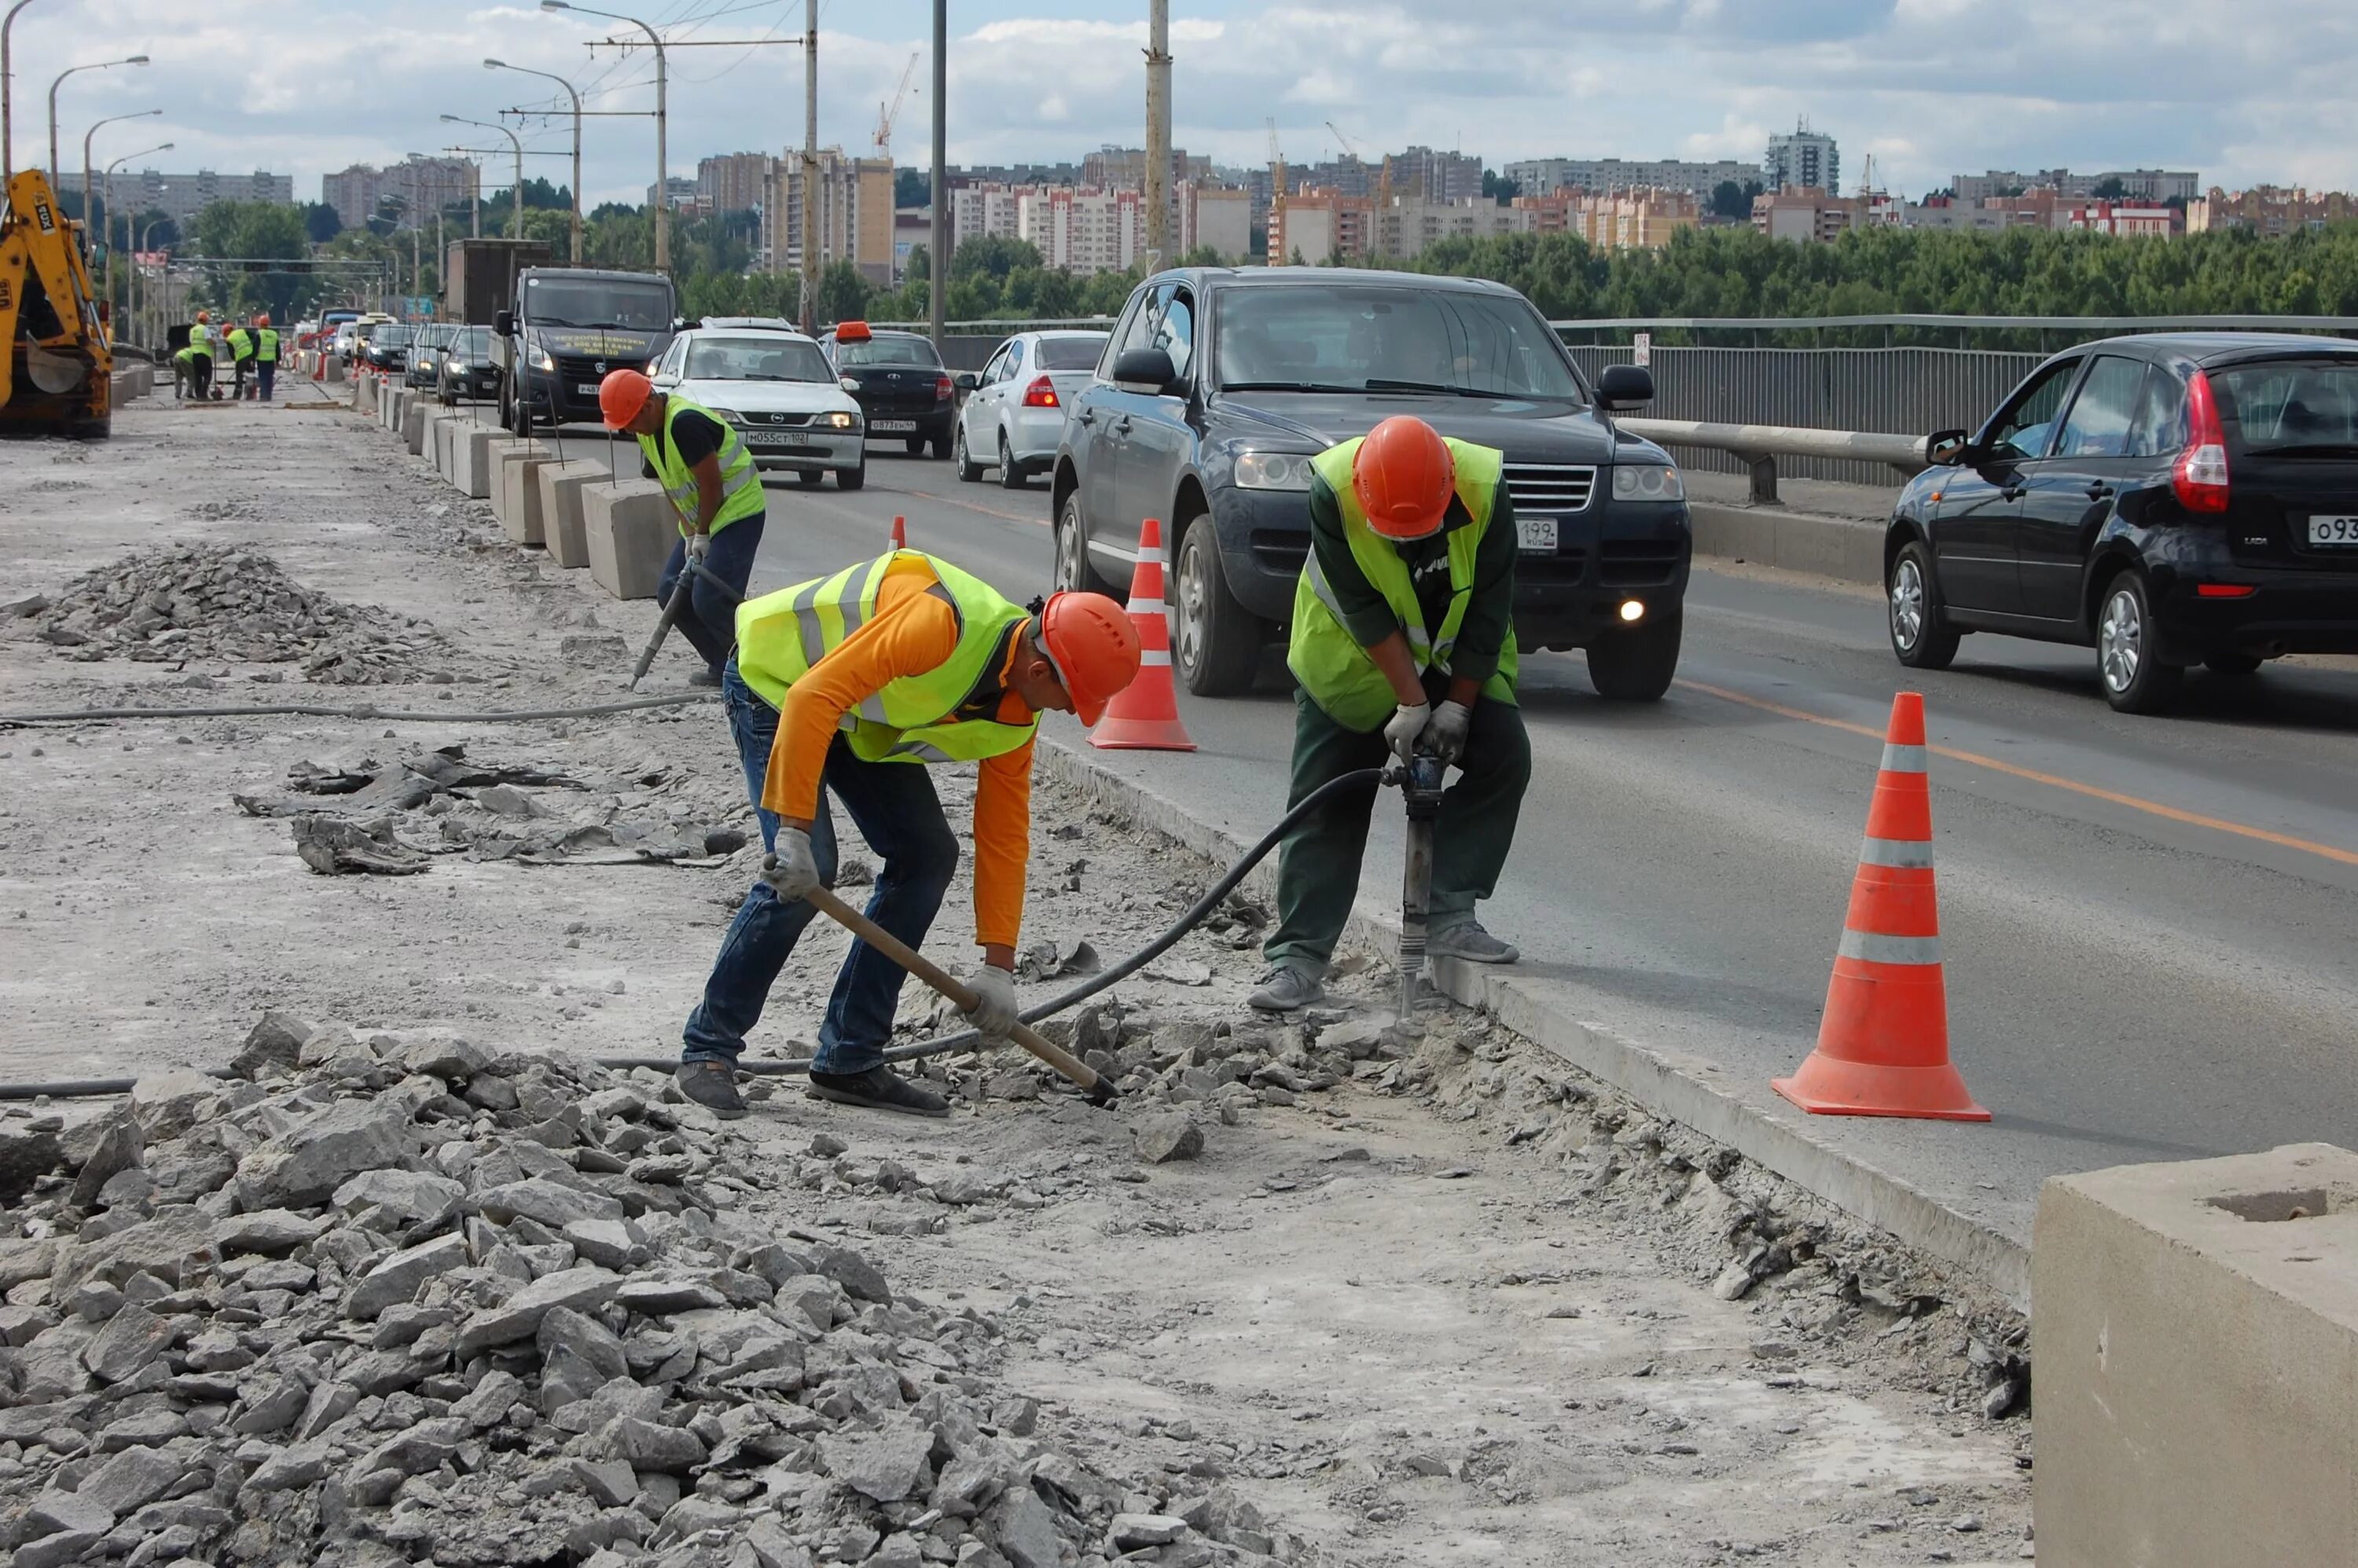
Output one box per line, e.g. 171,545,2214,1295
1773,692,1988,1120
888,514,907,550
1089,517,1196,751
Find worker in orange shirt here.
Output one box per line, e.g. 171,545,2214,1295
675,547,1143,1119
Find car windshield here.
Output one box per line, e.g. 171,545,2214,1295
686,336,833,383
2214,360,2358,453
523,276,674,330
374,325,414,347
449,329,491,358
1036,336,1107,371
1214,286,1584,400
835,336,941,369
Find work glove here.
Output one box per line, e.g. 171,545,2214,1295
685,531,711,562
758,828,821,902
964,964,1019,1041
1424,700,1474,764
1383,700,1432,765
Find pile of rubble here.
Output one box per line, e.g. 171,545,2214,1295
8,545,451,684
0,1014,1309,1568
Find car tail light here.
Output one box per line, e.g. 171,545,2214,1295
1021,375,1059,409
2196,583,2256,598
2173,369,2231,513
935,375,953,402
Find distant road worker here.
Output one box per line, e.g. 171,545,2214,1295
252,314,280,402
599,367,761,688
673,552,1143,1119
170,342,199,401
225,320,255,400
1251,415,1532,1013
187,310,215,401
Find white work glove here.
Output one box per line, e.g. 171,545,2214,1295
964,964,1019,1040
758,828,820,902
1425,700,1474,764
685,531,711,562
1383,700,1432,765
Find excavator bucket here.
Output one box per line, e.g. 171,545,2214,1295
0,168,112,438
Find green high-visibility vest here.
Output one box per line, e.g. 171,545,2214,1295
1287,435,1519,732
226,328,254,362
636,395,763,538
735,551,1038,766
255,329,279,362
188,324,212,354
172,346,197,366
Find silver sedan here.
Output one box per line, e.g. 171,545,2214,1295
953,330,1109,490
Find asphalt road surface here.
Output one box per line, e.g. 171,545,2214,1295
562,436,2358,1246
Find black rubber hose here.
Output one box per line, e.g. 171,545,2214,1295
0,768,1390,1098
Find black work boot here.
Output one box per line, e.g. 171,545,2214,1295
807,1066,950,1119
674,1059,747,1119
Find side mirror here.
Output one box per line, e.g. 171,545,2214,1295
494,310,513,336
1596,363,1654,409
953,371,980,393
1111,347,1179,395
1924,428,1972,466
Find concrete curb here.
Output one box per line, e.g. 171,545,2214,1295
1034,737,2031,1308
1688,501,1884,585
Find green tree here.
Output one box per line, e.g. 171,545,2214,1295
1710,180,1763,220
188,200,317,323
952,234,1044,281
2092,176,2127,200
1481,169,1519,204
894,168,930,209
303,202,343,244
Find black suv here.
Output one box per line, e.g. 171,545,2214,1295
820,325,955,458
1050,267,1691,697
1886,332,2358,712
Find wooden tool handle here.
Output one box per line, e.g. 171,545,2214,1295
803,886,1105,1094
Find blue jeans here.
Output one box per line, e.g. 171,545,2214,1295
657,512,765,676
257,362,276,401
681,658,960,1074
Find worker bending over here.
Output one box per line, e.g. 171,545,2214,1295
171,342,199,401
186,311,215,401
674,549,1142,1119
1251,415,1532,1013
252,314,279,402
225,321,255,401
601,368,760,687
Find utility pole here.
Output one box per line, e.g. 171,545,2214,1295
928,0,945,350
799,0,817,334
1143,0,1170,272
1,0,42,189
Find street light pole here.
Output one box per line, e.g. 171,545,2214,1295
47,53,145,191
81,104,158,266
799,0,816,333
440,115,523,237
928,0,945,351
1144,0,1170,271
1,0,42,190
485,57,582,262
100,134,169,331
542,1,667,271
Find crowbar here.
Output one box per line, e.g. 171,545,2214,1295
628,555,745,690
801,883,1117,1106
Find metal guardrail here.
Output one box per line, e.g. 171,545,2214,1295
1552,312,2358,334
1618,417,1930,504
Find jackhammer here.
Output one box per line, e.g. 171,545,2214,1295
1389,748,1449,1028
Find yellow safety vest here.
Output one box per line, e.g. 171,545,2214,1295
636,395,763,538
736,551,1038,766
255,329,279,362
227,329,254,362
1287,435,1519,732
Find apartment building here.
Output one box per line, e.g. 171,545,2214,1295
322,159,477,232
697,153,774,215
765,150,894,284
1504,156,1755,199
1514,187,1700,250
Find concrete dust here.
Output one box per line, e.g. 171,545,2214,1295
0,395,2033,1563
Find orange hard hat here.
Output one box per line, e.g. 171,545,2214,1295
255,314,270,326
1035,591,1141,726
195,310,209,322
1353,416,1455,539
599,368,652,429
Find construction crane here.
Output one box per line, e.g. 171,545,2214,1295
873,51,920,168
1266,118,1287,266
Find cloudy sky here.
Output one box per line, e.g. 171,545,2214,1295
13,0,2356,206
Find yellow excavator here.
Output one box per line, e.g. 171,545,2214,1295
0,167,111,437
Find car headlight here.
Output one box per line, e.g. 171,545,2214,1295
707,408,742,424
1611,464,1684,501
839,376,861,393
530,346,555,373
825,410,855,429
1233,450,1316,491
446,361,468,373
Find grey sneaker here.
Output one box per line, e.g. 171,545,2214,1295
1248,965,1325,1013
807,1066,950,1119
1427,921,1519,964
674,1060,747,1118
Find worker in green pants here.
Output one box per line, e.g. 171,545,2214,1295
1251,415,1531,1013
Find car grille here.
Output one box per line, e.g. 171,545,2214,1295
737,409,816,428
556,354,640,386
1597,539,1683,587
1504,463,1597,515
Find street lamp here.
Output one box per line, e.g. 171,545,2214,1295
0,0,42,189
540,1,668,271
47,53,146,192
485,57,582,263
441,115,523,238
136,202,169,344
82,104,160,252
98,133,168,335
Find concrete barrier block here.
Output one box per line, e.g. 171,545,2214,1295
450,424,498,499
494,446,549,545
1685,501,1884,586
354,374,378,415
538,462,603,569
2033,1143,2358,1568
383,387,406,432
432,414,461,481
403,400,432,454
582,479,675,601
324,358,345,384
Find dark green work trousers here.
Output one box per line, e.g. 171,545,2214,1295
1263,678,1531,979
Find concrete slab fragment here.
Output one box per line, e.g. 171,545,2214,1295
538,462,603,569
582,480,674,601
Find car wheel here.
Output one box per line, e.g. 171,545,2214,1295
1054,490,1114,596
836,462,865,491
2205,652,2262,677
1173,511,1263,697
997,432,1027,490
2096,571,2183,714
797,469,825,487
904,436,926,456
953,421,982,482
1585,606,1683,702
1887,541,1961,670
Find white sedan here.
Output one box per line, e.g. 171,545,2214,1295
648,322,867,490
953,329,1109,489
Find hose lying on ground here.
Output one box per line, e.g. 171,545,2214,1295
1,768,1390,1100
0,691,716,725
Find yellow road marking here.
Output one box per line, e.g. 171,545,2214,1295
1676,678,2358,871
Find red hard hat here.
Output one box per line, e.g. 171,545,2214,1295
1035,591,1141,726
599,368,652,429
1353,416,1455,539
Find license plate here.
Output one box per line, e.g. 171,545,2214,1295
575,382,599,396
1517,516,1558,553
2308,515,2358,546
872,418,916,433
744,431,810,447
